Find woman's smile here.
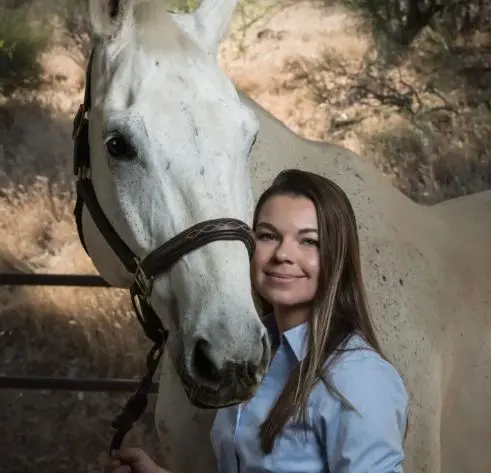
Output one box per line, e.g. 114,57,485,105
264,271,303,284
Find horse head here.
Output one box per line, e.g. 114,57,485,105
74,0,270,408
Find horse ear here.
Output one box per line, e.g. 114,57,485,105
194,0,238,52
88,0,135,39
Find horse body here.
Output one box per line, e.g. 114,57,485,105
80,1,491,472
155,95,491,473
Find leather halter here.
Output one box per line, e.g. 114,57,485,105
72,47,255,451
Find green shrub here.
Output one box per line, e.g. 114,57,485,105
0,6,51,95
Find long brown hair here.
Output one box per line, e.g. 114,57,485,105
252,169,386,454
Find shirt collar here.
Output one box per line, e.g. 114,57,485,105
263,314,309,361
282,321,309,361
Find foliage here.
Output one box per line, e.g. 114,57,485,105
337,0,488,52
0,6,51,95
166,0,200,13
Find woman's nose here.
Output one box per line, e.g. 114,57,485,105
273,240,294,263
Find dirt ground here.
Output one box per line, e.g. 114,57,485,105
0,1,490,472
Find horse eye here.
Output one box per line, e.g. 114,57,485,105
105,134,136,160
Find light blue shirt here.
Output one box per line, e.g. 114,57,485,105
210,320,409,473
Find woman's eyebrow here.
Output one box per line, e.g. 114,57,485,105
298,228,318,234
255,222,277,231
256,222,318,234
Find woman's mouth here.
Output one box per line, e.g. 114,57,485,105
264,271,301,282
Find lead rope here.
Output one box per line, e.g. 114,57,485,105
109,292,168,453
109,342,165,453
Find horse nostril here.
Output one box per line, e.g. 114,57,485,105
247,363,257,380
193,339,221,385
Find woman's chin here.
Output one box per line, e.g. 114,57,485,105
265,295,304,310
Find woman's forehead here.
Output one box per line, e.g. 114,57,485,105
257,195,318,230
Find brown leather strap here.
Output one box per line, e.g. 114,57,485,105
76,178,139,274
140,218,254,279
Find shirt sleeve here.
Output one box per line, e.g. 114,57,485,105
317,349,409,473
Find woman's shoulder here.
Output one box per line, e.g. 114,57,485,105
334,333,406,396
312,333,408,425
310,339,409,472
330,333,404,378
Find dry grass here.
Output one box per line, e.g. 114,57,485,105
220,2,369,140
243,5,491,204
0,184,167,472
363,107,491,203
1,1,491,472
0,166,171,471
0,281,162,472
0,35,165,473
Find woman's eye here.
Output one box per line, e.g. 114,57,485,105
256,232,276,241
301,238,318,247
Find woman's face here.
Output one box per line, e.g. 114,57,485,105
251,194,320,312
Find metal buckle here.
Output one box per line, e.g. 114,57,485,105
77,166,91,180
134,259,153,300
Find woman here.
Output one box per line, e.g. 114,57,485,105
108,169,409,473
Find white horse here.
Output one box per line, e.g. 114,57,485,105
80,1,491,473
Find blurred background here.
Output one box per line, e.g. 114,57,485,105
0,0,489,471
